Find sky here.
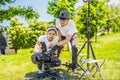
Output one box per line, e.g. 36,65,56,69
0,0,119,26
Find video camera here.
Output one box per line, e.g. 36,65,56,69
31,45,61,68
31,53,52,63
29,45,70,80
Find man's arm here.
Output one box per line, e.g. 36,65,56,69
57,28,62,41
57,34,72,46
33,41,42,54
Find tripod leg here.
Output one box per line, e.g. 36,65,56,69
79,69,90,80
67,65,71,72
94,63,104,80
89,42,96,60
78,63,90,80
77,64,86,72
77,41,87,57
89,42,104,80
92,60,105,79
89,42,100,69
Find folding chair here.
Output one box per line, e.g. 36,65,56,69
79,59,105,80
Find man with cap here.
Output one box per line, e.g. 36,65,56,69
55,10,78,72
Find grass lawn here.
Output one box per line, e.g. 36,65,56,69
0,33,120,80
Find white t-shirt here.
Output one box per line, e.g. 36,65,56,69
38,35,58,52
56,19,77,36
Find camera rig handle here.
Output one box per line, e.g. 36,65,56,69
47,45,60,61
48,45,60,56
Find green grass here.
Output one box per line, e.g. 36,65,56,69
0,33,120,80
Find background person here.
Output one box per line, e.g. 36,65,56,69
0,32,7,55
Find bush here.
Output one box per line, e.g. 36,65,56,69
7,21,46,48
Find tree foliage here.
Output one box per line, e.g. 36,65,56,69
0,6,39,22
47,0,78,19
7,18,46,48
0,0,15,6
75,0,109,38
108,4,120,33
0,0,39,22
0,0,39,35
0,0,42,48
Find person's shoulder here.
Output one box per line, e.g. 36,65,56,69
69,19,75,24
55,18,59,23
38,35,45,38
68,19,75,26
38,35,46,42
56,18,60,28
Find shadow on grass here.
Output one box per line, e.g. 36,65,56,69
24,71,38,77
24,68,80,80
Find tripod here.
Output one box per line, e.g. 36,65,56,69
79,0,104,79
66,0,104,79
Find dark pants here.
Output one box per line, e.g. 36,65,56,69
0,46,5,55
70,33,78,70
57,33,78,70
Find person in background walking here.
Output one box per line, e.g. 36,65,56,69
0,32,7,55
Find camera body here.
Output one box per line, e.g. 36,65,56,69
31,53,51,63
31,53,61,70
31,45,61,71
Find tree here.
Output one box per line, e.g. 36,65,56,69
7,18,47,48
0,0,15,6
108,4,120,33
10,18,24,27
47,0,78,20
0,0,41,48
0,0,39,33
75,0,109,41
0,0,39,22
0,6,39,22
29,20,46,34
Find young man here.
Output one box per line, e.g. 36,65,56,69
55,10,78,72
32,27,60,74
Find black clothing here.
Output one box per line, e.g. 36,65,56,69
0,33,7,55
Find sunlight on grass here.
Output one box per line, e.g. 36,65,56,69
0,33,120,80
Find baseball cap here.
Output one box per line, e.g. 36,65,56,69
57,10,70,20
